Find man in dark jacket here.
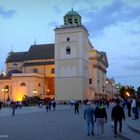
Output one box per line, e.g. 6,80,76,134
94,101,107,136
74,100,79,114
111,99,125,137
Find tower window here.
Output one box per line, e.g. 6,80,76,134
89,78,92,84
68,19,72,24
33,68,38,73
66,46,71,54
51,68,55,74
67,37,70,41
74,19,78,25
20,82,26,86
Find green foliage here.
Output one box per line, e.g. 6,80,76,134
119,86,135,100
137,87,140,98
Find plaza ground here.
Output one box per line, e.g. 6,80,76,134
0,105,139,140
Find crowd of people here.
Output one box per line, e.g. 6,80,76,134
83,99,125,138
82,96,140,138
0,95,139,138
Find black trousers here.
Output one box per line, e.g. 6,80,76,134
128,108,131,117
114,119,122,135
12,108,16,116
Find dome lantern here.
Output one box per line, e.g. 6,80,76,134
64,9,81,26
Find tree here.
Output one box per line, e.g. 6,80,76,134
119,86,135,100
137,86,140,98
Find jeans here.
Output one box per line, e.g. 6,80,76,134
86,120,94,135
96,118,105,135
114,119,122,135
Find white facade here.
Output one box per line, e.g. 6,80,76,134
55,26,89,101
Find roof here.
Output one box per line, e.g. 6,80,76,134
6,52,27,62
100,51,109,67
25,43,54,60
23,61,54,66
6,43,54,62
7,69,22,78
64,9,81,17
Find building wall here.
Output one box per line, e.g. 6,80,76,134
6,62,24,73
23,64,55,77
89,50,108,99
11,74,44,101
55,26,89,101
0,79,11,102
55,77,84,100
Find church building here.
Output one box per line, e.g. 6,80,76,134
0,9,108,102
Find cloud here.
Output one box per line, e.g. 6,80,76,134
129,29,140,35
81,0,140,36
48,20,59,27
53,6,62,14
120,55,140,71
0,6,16,19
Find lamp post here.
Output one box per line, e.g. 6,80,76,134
102,86,105,99
112,83,115,99
1,87,8,107
33,89,38,96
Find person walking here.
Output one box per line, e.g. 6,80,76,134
52,100,56,111
111,99,125,138
45,103,49,112
11,102,17,116
84,101,95,136
127,98,131,117
94,101,107,137
74,100,79,114
131,96,136,119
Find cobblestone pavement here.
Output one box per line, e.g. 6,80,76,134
0,105,122,140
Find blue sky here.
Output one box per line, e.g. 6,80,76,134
0,0,140,88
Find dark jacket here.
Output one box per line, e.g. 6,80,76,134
111,105,125,121
94,105,107,121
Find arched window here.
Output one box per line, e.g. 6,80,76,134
5,85,9,93
74,19,78,25
66,46,71,55
20,82,26,86
13,63,17,66
68,19,72,24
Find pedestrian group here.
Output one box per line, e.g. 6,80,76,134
83,99,125,138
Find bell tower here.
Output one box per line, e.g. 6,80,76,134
54,9,89,101
64,8,81,26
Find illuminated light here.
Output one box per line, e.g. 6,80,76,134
47,89,50,92
126,92,130,97
5,89,8,92
15,94,23,101
33,89,38,94
106,80,109,84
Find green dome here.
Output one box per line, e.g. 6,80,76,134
64,9,81,17
64,9,82,26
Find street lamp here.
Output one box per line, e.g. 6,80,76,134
1,87,8,107
126,92,130,97
33,89,38,96
112,83,115,99
47,89,50,93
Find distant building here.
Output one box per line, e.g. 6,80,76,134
0,9,108,102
